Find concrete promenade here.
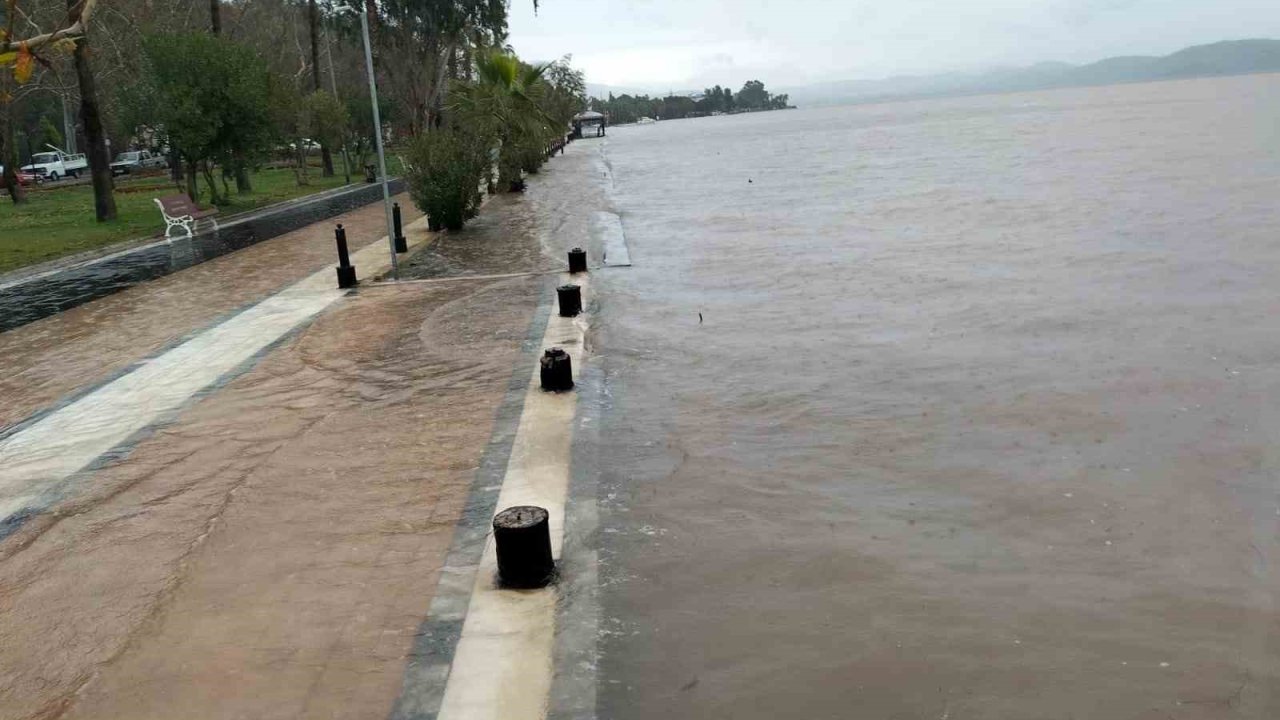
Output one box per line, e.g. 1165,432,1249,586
0,172,581,719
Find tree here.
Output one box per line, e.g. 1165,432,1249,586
0,0,98,203
308,0,334,176
541,55,585,130
377,0,514,135
405,125,488,230
449,50,550,190
140,32,277,204
295,89,346,184
69,0,117,220
736,79,769,110
38,115,62,149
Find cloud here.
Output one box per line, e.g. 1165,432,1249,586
507,0,1280,88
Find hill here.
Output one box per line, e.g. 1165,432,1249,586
785,39,1280,107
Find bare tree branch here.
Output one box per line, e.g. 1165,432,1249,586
0,0,97,55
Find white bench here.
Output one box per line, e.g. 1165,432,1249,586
155,194,219,239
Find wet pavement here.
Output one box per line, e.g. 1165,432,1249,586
0,279,543,720
0,175,557,718
0,180,406,332
399,193,563,280
0,193,419,433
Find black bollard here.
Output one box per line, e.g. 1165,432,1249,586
493,505,555,589
335,224,357,289
567,247,587,273
540,348,574,391
557,283,582,317
392,202,408,253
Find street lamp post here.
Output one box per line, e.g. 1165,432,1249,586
358,9,398,278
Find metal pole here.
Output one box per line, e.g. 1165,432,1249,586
360,10,399,278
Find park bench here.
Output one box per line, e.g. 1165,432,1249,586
154,194,219,239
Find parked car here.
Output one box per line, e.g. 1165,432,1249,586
110,150,168,176
0,165,43,188
21,150,88,181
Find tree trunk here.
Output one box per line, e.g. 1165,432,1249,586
70,5,117,222
210,0,221,34
423,40,454,131
497,140,521,193
308,0,334,177
364,0,377,61
308,0,321,92
295,143,309,186
201,161,221,205
320,146,334,177
1,99,27,205
186,158,198,201
235,162,251,193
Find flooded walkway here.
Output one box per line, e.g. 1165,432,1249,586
0,181,408,333
0,173,566,718
0,194,419,432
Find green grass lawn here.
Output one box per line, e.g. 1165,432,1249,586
0,156,404,275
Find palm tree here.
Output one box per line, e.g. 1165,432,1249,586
449,50,551,191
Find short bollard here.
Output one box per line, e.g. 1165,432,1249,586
567,247,587,273
335,224,357,289
493,505,554,589
557,283,582,317
540,348,574,391
392,202,408,253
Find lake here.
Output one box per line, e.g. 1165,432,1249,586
572,74,1280,717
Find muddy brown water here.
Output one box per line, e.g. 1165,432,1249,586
0,193,546,718
0,194,420,433
398,192,565,280
0,181,408,332
587,74,1280,718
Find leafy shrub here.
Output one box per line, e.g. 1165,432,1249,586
517,140,547,175
405,128,490,231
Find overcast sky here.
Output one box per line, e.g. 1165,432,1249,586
506,0,1280,92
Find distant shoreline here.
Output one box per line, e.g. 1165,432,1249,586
784,38,1280,108
793,68,1280,111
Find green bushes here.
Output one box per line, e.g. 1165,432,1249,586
518,140,549,175
406,52,585,232
405,129,490,232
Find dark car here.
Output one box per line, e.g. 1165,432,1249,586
110,150,168,176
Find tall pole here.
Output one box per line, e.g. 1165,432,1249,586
360,9,398,278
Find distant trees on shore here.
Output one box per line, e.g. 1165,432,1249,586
590,80,791,124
